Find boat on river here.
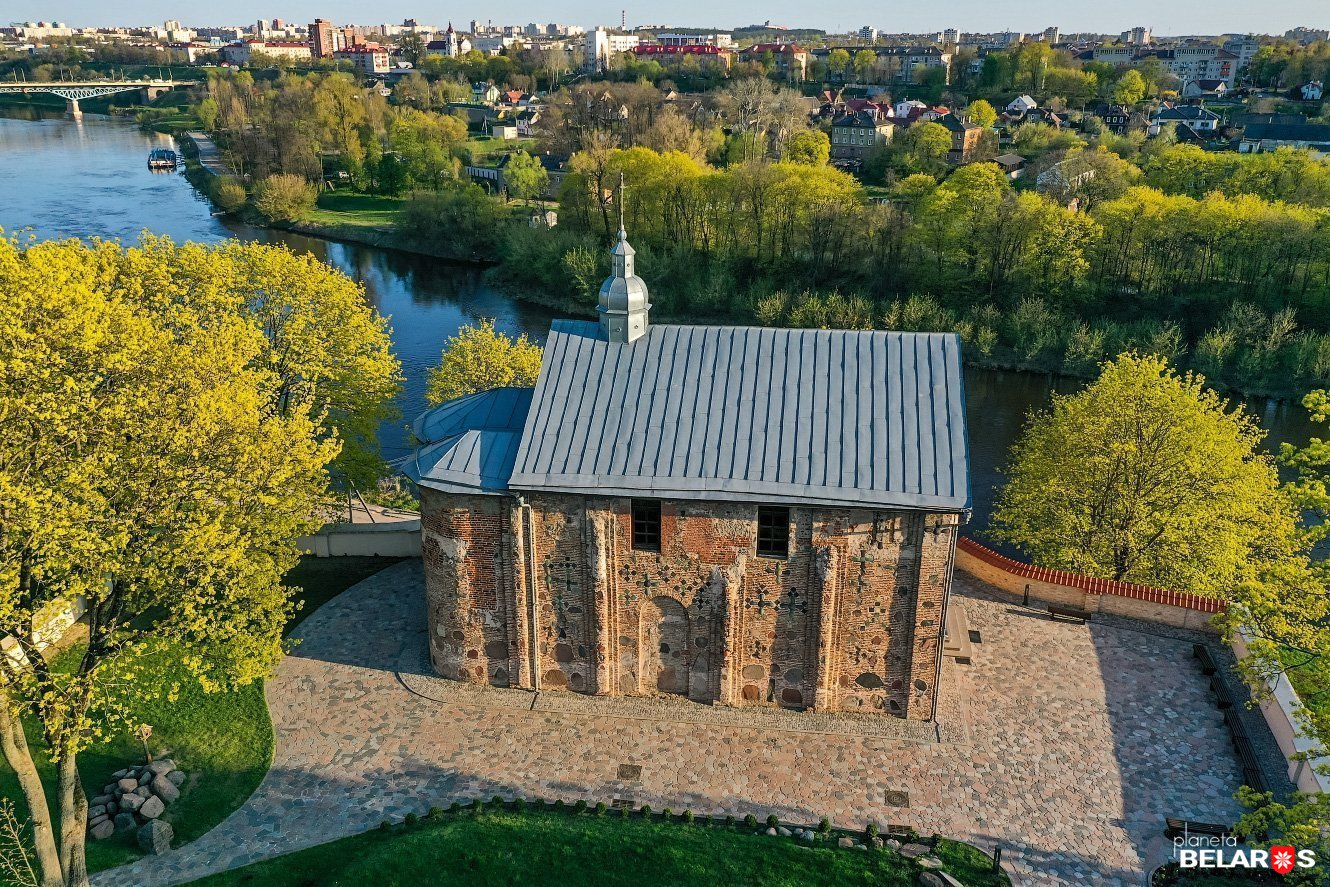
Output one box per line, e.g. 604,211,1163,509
147,148,177,170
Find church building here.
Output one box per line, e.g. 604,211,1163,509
406,220,970,720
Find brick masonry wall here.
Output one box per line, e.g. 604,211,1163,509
954,538,1222,633
420,487,963,720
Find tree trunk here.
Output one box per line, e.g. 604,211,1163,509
0,697,64,887
56,751,88,887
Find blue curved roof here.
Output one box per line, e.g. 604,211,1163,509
404,429,525,493
412,387,534,444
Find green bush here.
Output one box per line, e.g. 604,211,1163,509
574,800,588,815
449,801,461,815
398,183,512,261
426,806,443,821
744,814,757,828
251,173,317,223
817,818,831,835
725,814,736,828
378,820,391,832
594,802,607,816
513,798,526,813
640,805,652,818
662,807,673,819
865,821,880,839
212,179,248,213
404,812,418,826
766,814,780,828
491,795,506,810
682,810,694,824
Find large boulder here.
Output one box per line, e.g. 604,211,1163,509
150,775,180,803
138,795,165,820
119,794,144,813
137,770,154,786
137,819,173,855
116,777,138,793
91,794,113,808
147,759,176,777
88,819,115,841
918,874,945,887
114,812,138,833
166,770,186,786
111,769,131,780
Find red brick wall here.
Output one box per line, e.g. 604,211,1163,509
419,488,962,720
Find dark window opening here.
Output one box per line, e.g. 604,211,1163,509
631,500,661,551
756,506,790,558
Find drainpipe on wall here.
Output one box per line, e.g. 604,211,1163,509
517,495,541,692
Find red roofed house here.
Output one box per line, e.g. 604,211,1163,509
631,43,734,70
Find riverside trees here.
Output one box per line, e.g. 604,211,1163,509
0,236,399,886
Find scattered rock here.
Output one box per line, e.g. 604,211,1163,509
114,812,137,833
885,839,901,851
89,819,115,841
111,769,130,780
765,827,778,836
91,794,113,808
870,837,884,849
798,830,815,843
854,844,867,851
87,814,109,829
147,759,176,777
166,770,186,787
776,826,792,837
119,794,144,812
116,777,138,793
900,843,931,859
151,775,180,803
918,873,946,887
102,784,118,796
918,856,944,870
939,874,965,887
838,836,855,848
138,795,165,820
88,805,106,819
137,771,153,786
133,785,151,799
137,819,173,855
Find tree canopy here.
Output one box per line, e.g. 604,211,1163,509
426,319,544,406
992,353,1297,595
0,235,396,886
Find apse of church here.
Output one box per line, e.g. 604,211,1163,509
420,491,960,720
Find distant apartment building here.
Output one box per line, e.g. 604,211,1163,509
585,27,641,71
657,32,734,48
859,26,878,41
1040,26,1060,43
1285,26,1329,44
221,40,312,65
1122,26,1151,46
737,43,810,80
631,43,733,70
1222,36,1260,73
941,28,959,45
309,18,335,57
335,46,391,74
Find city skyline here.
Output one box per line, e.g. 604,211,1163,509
7,1,1329,37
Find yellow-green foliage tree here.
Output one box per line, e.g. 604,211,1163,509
252,173,317,222
966,98,997,129
0,234,398,887
427,319,543,405
992,354,1298,595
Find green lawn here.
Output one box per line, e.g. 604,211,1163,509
0,555,402,873
304,192,406,231
192,807,1009,887
465,135,538,160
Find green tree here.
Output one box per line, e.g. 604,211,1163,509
1112,69,1147,106
827,49,850,79
853,50,876,83
0,235,397,887
783,129,830,166
967,99,997,129
992,354,1296,594
252,173,317,222
503,150,550,204
427,319,544,405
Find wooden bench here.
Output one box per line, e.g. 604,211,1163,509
1047,603,1092,623
1193,643,1218,676
1210,673,1234,710
1165,818,1231,839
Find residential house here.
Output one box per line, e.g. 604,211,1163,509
993,153,1026,179
1006,94,1037,114
1098,104,1142,135
830,110,894,162
473,82,502,104
334,45,390,74
1037,158,1097,201
1149,105,1221,136
1181,79,1229,99
220,40,311,64
1239,123,1330,156
936,113,983,164
737,43,810,81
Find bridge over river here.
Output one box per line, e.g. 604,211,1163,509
0,80,180,118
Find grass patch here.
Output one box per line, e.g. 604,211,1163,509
465,136,538,161
192,808,1008,887
304,192,406,231
0,556,401,872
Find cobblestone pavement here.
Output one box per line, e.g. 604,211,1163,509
99,560,1259,887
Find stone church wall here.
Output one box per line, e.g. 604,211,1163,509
420,487,960,721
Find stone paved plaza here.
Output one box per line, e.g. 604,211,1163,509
98,559,1263,887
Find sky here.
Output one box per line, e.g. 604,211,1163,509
9,1,1329,36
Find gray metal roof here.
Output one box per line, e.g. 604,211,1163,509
407,388,533,494
413,387,533,444
404,430,525,493
506,321,970,511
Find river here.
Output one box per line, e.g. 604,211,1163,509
0,110,1320,540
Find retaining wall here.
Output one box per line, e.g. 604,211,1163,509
299,519,423,558
954,537,1224,633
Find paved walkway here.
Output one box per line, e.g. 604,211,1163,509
99,560,1262,887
